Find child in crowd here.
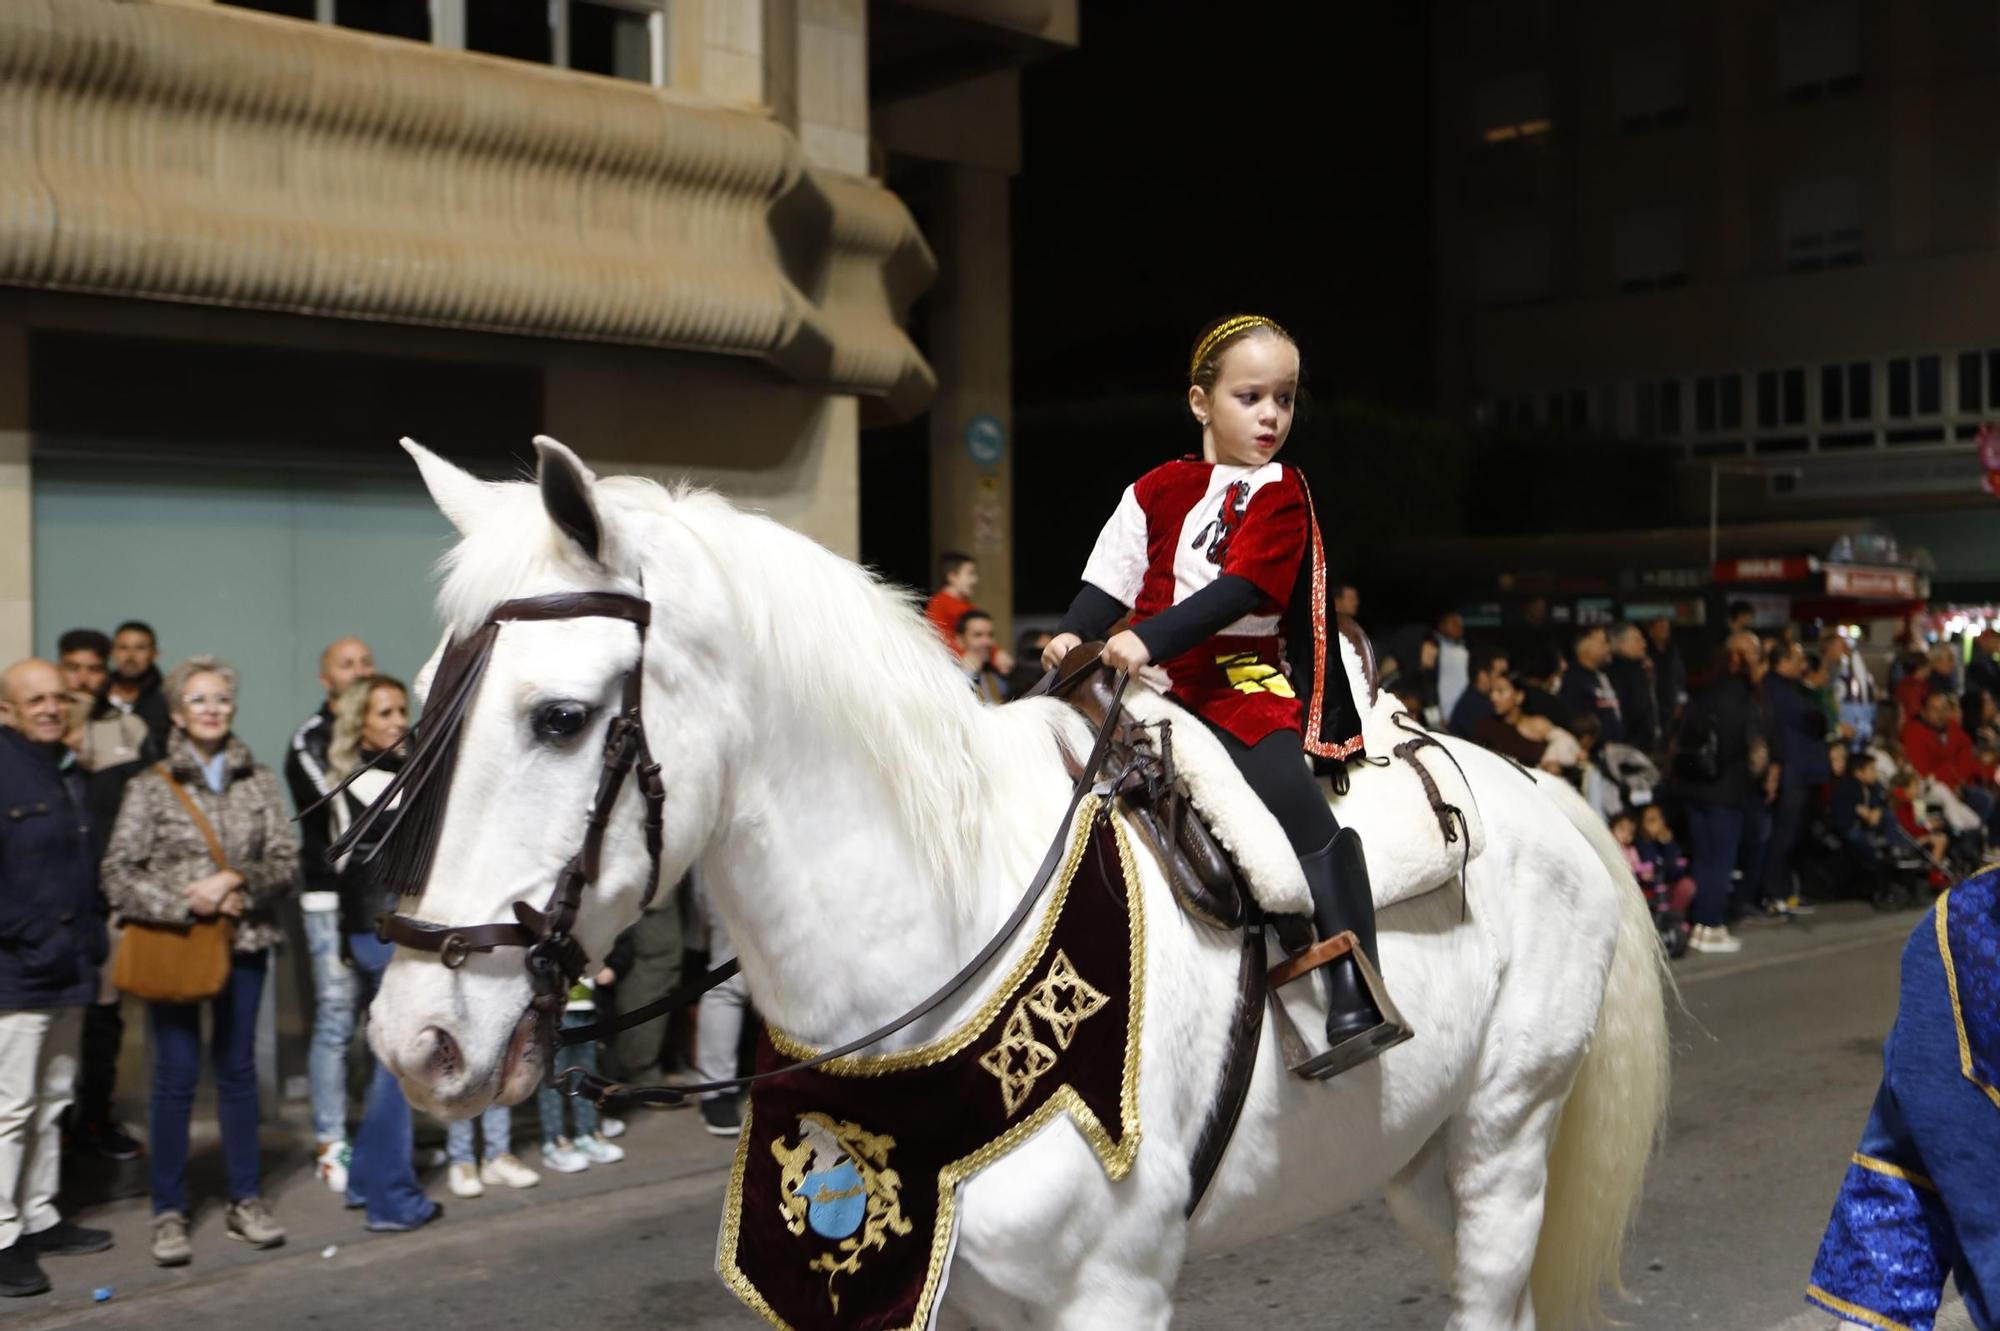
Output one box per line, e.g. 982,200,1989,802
537,954,631,1174
1610,810,1649,889
1890,764,1955,889
1635,805,1695,958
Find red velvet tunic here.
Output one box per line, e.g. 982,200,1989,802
1081,458,1357,756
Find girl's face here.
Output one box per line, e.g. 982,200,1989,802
360,685,410,754
1611,818,1636,846
1829,745,1848,775
1192,333,1299,468
1640,806,1669,841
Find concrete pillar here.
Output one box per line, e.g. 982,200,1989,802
0,326,31,667
927,165,1013,640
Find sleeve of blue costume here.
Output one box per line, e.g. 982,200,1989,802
1806,1080,1958,1330
1806,877,2000,1331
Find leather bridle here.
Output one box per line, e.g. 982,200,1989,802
339,593,1136,1112
362,592,667,1051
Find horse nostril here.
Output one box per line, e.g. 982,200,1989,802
416,1025,461,1084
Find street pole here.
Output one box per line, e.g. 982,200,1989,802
1709,462,1720,572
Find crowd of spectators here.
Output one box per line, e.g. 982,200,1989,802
0,622,743,1300
1378,600,1995,959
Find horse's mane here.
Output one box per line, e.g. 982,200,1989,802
430,474,1048,920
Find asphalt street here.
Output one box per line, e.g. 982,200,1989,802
13,902,1976,1330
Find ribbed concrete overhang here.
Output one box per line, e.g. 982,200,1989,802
0,0,936,418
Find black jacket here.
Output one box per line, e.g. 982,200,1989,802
286,705,338,894
0,728,109,1008
1605,656,1660,754
1768,674,1832,787
1676,674,1764,809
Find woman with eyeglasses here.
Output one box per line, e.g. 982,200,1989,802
100,656,299,1267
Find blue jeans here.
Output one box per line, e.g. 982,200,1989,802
304,904,361,1144
537,1011,599,1144
147,951,267,1215
446,1103,513,1165
1687,803,1746,929
342,932,435,1229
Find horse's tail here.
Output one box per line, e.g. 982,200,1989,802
1530,780,1674,1329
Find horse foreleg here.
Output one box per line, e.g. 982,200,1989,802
1441,1097,1566,1331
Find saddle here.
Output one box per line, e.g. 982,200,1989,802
1025,642,1250,930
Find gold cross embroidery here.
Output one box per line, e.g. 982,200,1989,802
978,1004,1059,1116
1025,950,1108,1051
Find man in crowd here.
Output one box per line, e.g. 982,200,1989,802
102,623,169,757
1761,640,1829,917
1903,690,1998,838
1964,629,2000,722
48,631,144,1163
52,633,136,776
1821,633,1877,746
1896,643,1959,723
1605,623,1660,754
1557,626,1625,745
1448,647,1510,739
1333,584,1361,620
925,554,1011,678
1726,600,1756,636
287,636,375,1190
1471,673,1564,773
1645,618,1687,735
957,611,1007,703
0,660,115,1297
1434,609,1471,724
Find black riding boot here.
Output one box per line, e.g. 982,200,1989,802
1297,828,1413,1079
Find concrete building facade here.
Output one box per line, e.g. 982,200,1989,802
1434,0,2000,587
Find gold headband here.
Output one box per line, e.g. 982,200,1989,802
1189,315,1286,380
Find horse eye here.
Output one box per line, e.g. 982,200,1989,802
533,702,590,741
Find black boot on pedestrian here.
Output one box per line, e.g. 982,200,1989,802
0,1239,51,1298
1295,828,1413,1080
26,1219,113,1257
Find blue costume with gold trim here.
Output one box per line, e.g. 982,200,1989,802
1806,870,2000,1330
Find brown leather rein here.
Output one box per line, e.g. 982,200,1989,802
344,589,1136,1111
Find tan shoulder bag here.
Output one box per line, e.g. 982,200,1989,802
111,764,236,1004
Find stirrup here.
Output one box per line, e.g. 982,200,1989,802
1266,932,1413,1080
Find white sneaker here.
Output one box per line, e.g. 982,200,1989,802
1689,924,1744,955
316,1139,350,1194
541,1140,589,1174
479,1153,541,1189
447,1161,484,1198
413,1146,448,1169
574,1133,625,1164
598,1116,627,1140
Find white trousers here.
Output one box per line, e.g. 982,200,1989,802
0,1006,82,1248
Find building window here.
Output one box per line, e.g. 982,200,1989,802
1475,225,1554,305
1474,71,1552,145
1960,351,1983,413
1887,355,1942,418
1545,389,1588,429
1778,0,1861,102
1614,207,1686,292
1820,361,1871,422
1783,177,1863,271
1695,374,1743,433
1614,44,1687,132
335,0,430,40
1635,379,1683,438
221,0,315,17
1756,368,1806,429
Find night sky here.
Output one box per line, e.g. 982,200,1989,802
863,5,1436,613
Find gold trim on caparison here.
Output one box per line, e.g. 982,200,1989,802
716,808,1148,1331
765,796,1105,1074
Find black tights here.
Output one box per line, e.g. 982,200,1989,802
1202,722,1340,857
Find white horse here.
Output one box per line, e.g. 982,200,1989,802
369,438,1670,1331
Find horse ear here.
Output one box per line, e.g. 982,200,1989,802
533,435,603,565
403,438,492,536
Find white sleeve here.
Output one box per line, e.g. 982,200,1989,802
1078,484,1148,607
